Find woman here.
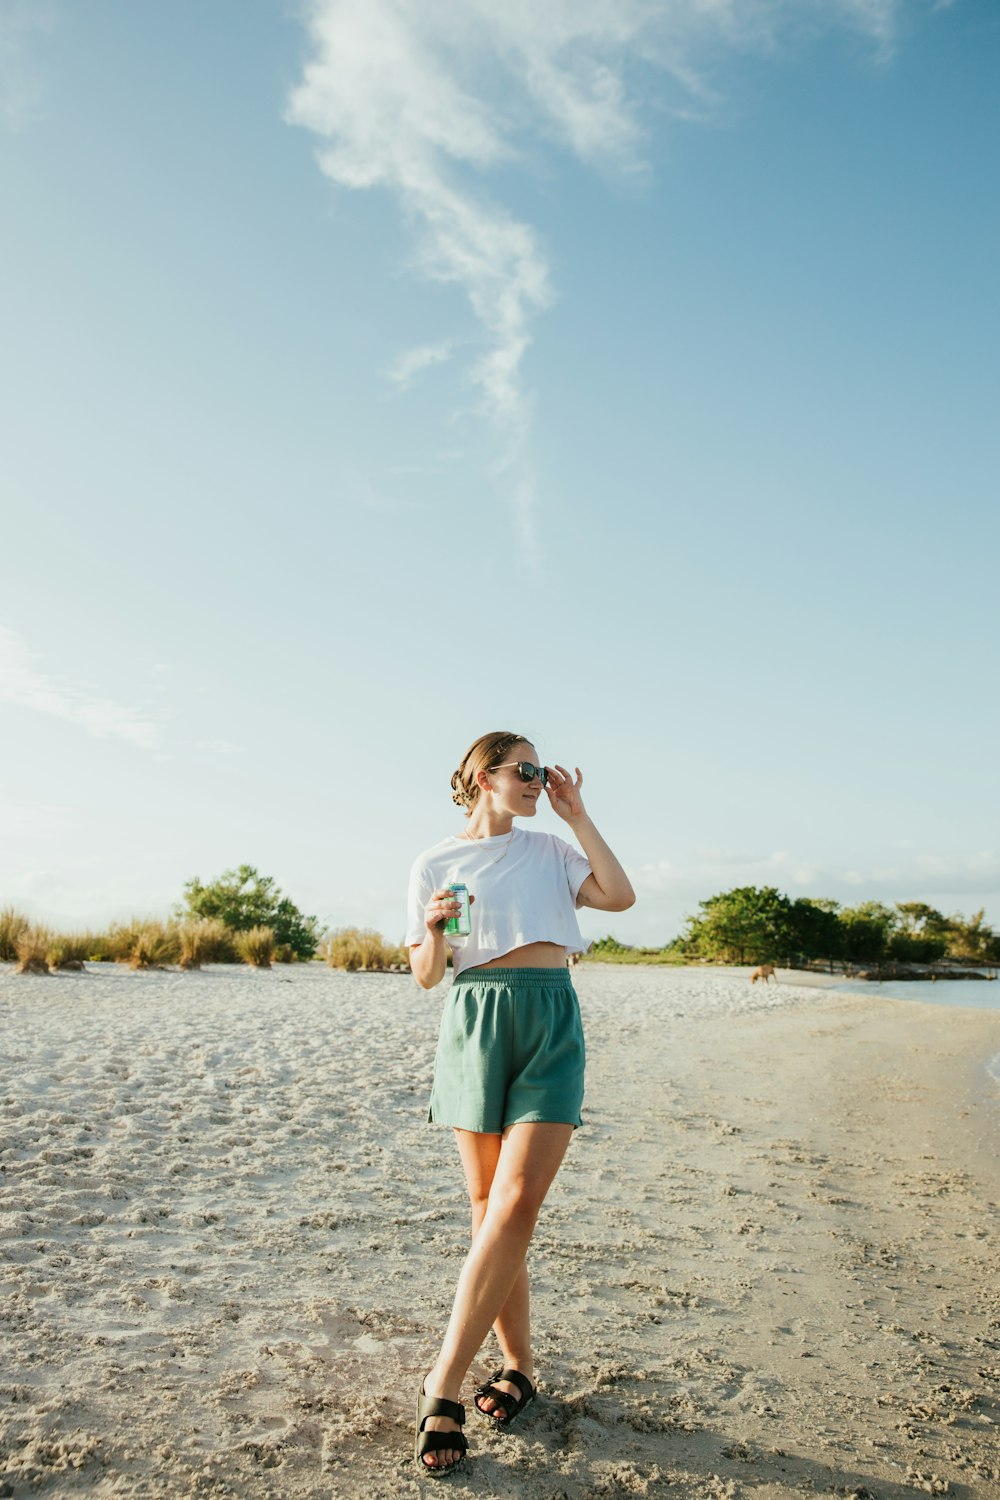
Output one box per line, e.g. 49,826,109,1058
406,730,635,1474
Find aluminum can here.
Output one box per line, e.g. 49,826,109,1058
444,882,472,938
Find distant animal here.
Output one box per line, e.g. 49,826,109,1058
749,964,776,985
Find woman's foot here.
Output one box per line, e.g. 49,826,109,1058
416,1374,467,1473
474,1365,536,1424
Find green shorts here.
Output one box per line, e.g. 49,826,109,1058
428,966,586,1134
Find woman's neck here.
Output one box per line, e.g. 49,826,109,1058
462,811,515,840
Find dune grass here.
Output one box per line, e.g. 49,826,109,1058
118,921,179,971
235,926,276,968
1,906,31,963
46,933,91,970
3,909,406,975
14,926,53,975
178,918,234,969
580,946,688,966
323,927,408,972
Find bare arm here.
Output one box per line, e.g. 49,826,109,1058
571,816,635,912
546,764,635,913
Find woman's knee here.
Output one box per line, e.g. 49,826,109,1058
468,1188,491,1224
488,1177,547,1230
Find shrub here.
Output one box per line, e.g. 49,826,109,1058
178,918,233,969
385,942,411,970
236,926,275,968
587,934,631,957
1,906,31,962
125,921,179,970
107,919,145,962
179,866,319,959
887,931,948,965
81,930,115,962
15,926,52,975
323,927,399,971
46,934,90,971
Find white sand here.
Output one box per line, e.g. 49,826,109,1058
2,962,999,1498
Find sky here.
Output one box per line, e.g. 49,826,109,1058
1,0,998,948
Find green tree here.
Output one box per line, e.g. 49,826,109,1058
681,886,791,964
887,902,948,963
589,934,631,956
178,865,319,960
838,901,896,966
941,908,999,964
895,902,949,939
784,897,844,967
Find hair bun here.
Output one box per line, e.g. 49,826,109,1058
450,770,473,810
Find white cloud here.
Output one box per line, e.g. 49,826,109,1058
288,0,911,559
0,1,52,132
385,339,455,391
912,851,1000,889
0,625,163,750
633,847,1000,910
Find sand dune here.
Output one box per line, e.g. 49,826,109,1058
1,963,998,1498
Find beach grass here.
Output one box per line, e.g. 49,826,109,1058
581,947,688,965
0,905,31,962
178,918,234,969
322,927,407,971
122,921,179,970
235,925,275,968
46,933,91,970
14,925,53,975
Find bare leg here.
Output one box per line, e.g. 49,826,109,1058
456,1131,534,1416
419,1122,573,1470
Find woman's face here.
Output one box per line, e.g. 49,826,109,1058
484,740,544,818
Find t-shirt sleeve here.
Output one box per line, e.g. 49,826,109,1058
406,857,435,947
555,835,592,903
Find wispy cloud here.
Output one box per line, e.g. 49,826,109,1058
0,1,52,132
634,847,1000,911
0,625,163,750
385,339,455,391
288,0,911,560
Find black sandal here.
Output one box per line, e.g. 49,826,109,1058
473,1367,537,1427
414,1382,468,1476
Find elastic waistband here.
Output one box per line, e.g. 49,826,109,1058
452,965,573,987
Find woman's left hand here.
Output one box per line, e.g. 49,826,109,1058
545,764,585,822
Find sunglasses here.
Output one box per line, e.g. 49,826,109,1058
491,761,549,786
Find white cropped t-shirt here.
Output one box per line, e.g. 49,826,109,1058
406,828,592,977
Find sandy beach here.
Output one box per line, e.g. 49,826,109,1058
2,962,999,1499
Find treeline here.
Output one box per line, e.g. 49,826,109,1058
589,886,1000,969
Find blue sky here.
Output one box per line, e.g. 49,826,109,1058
2,0,997,947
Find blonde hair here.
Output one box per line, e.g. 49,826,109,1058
451,731,529,815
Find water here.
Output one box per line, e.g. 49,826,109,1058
832,975,1000,1013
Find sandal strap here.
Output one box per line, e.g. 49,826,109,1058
475,1367,535,1416
417,1429,469,1457
418,1393,466,1426
494,1369,535,1404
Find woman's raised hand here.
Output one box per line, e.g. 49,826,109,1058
545,764,585,822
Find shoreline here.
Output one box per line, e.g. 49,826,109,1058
2,966,1000,1497
581,959,998,984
